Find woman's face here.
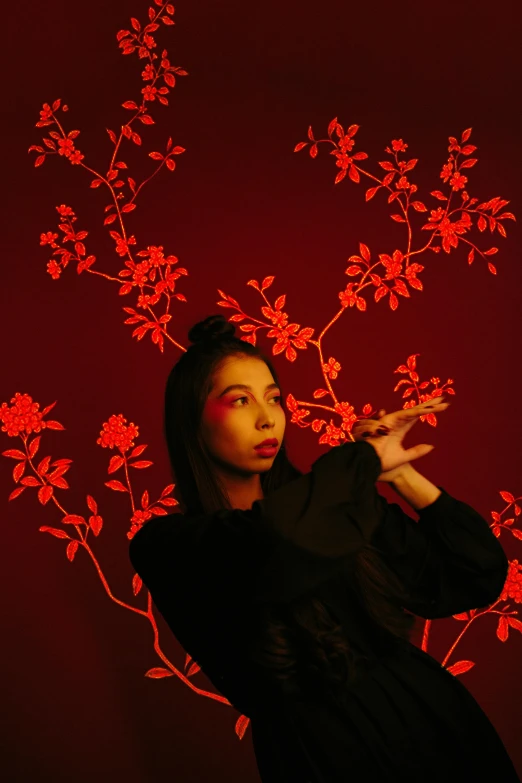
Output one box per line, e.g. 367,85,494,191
200,355,286,477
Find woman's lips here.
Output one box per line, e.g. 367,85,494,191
254,445,278,457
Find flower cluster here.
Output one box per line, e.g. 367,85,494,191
499,560,522,604
0,393,47,437
97,414,139,453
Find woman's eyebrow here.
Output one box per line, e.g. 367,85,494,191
218,383,279,397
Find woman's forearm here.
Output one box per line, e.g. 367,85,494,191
388,462,441,511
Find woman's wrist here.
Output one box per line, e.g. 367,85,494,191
389,462,441,511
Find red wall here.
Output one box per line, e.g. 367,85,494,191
2,0,521,780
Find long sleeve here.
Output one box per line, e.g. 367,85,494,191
127,440,382,715
128,440,383,607
367,488,509,619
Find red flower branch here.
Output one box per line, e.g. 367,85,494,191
16,0,519,743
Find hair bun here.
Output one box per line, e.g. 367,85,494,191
188,314,236,347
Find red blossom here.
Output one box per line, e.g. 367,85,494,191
58,138,75,156
339,136,355,153
69,149,85,165
129,508,155,537
141,63,155,81
322,357,341,380
97,413,139,453
449,172,468,191
39,103,53,122
137,293,153,308
428,207,445,223
0,393,47,437
142,85,157,101
431,212,472,253
56,204,75,217
333,401,356,430
440,162,453,182
47,259,62,279
380,250,404,279
40,231,59,246
335,153,352,170
339,283,357,308
132,260,151,285
391,139,408,152
499,560,522,603
115,235,136,256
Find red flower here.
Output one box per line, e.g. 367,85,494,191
440,162,453,183
391,139,408,152
339,136,355,153
142,85,157,101
500,560,522,603
141,64,155,81
322,357,341,380
97,413,139,453
47,259,62,279
435,212,472,253
0,393,47,437
40,231,59,246
449,172,468,191
39,104,53,122
56,205,75,217
380,249,404,279
335,153,351,170
137,293,153,309
69,149,84,165
58,138,75,157
428,207,445,223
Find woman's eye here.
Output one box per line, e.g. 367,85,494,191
233,395,281,406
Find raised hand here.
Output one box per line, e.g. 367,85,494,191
351,396,451,479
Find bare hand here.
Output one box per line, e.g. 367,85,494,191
351,396,451,480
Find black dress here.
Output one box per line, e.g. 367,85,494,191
128,440,519,782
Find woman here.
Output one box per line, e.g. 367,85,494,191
129,314,519,782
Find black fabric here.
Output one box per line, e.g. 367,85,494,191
128,440,518,782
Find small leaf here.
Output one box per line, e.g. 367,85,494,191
497,615,509,642
365,186,380,201
62,514,86,525
105,479,129,492
446,660,475,676
66,541,79,562
145,667,174,678
39,526,70,539
359,243,370,261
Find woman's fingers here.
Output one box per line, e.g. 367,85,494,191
353,396,450,438
404,443,436,461
397,397,450,420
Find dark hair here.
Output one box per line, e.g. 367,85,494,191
164,314,418,706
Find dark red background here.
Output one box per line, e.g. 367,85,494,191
2,1,521,780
